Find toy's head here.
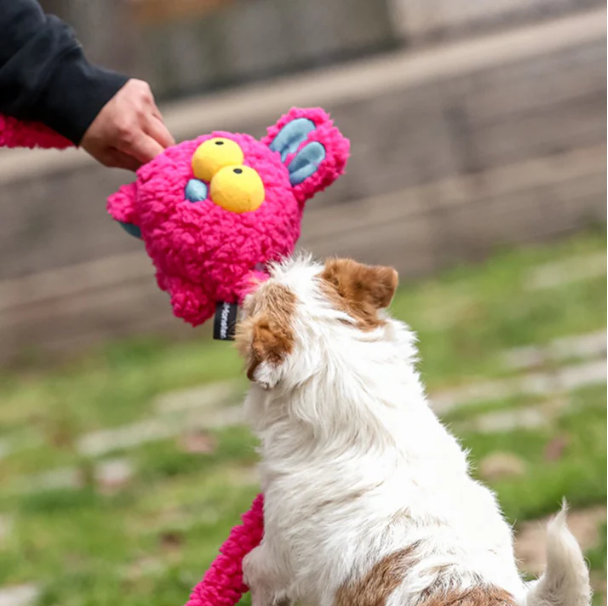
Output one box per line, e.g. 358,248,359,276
0,107,349,331
107,107,349,328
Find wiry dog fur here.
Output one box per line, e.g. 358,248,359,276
235,255,591,606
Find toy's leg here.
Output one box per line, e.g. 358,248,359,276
243,545,289,606
160,276,214,327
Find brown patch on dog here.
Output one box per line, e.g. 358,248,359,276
335,545,517,606
235,282,296,382
419,585,517,606
321,259,398,331
334,543,419,606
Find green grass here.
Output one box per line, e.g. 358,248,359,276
463,387,607,521
588,522,607,606
587,523,607,573
0,229,605,605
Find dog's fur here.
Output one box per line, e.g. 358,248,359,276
235,255,591,606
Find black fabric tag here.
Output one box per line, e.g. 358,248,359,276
213,302,238,341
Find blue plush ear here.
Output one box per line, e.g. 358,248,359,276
265,118,327,185
287,142,326,186
267,118,316,162
119,222,142,239
108,182,143,240
262,107,349,204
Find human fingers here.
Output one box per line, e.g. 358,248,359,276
102,148,143,171
146,114,175,149
122,132,165,165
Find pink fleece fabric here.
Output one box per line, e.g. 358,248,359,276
0,107,349,326
0,115,72,149
107,107,350,325
185,494,264,606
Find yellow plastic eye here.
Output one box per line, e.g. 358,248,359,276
192,138,244,182
210,165,265,213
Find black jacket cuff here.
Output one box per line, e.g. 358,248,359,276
36,47,129,145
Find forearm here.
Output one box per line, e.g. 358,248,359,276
0,0,128,144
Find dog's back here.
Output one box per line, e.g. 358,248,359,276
237,256,591,606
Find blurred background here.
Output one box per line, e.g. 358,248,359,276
0,1,606,605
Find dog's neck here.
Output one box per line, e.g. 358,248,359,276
245,318,456,471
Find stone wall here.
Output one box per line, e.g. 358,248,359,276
0,9,605,362
388,0,602,43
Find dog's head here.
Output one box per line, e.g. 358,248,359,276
235,255,398,391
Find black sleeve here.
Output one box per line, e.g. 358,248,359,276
0,0,129,144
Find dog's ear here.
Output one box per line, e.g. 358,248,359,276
236,285,296,389
322,259,398,329
244,318,292,389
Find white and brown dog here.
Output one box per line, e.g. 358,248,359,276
236,255,591,606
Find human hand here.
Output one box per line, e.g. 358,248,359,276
81,79,174,171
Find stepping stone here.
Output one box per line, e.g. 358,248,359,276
456,405,553,434
503,330,607,370
431,359,606,414
94,458,134,493
18,467,82,493
524,253,606,291
153,380,243,414
478,452,526,482
76,403,244,457
0,584,39,606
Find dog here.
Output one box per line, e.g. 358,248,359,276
235,255,591,606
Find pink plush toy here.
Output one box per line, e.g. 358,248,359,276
1,109,349,333
1,108,349,335
185,494,265,606
0,107,349,605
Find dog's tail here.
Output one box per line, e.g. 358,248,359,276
525,504,591,606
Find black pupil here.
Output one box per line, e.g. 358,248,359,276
233,168,243,174
215,141,224,145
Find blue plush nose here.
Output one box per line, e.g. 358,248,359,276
185,179,208,203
